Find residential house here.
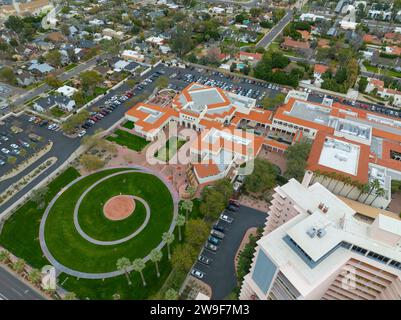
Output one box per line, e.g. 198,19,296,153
313,64,329,87
121,50,145,62
102,28,124,40
56,85,78,98
15,70,35,87
238,52,262,64
28,61,54,75
281,37,310,51
33,95,76,112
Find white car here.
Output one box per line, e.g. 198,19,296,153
1,148,10,154
28,116,36,122
191,269,204,279
220,214,234,223
10,144,19,149
78,130,86,137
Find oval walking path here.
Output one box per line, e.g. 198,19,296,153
39,165,179,279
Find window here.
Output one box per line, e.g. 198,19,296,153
367,251,390,264
351,245,367,255
389,260,401,270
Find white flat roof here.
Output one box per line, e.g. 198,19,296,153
377,214,401,237
318,138,360,175
286,212,342,262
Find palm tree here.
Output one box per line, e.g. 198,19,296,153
149,249,163,278
28,269,42,285
370,187,385,206
357,183,370,201
116,257,132,285
339,177,352,195
176,215,186,242
63,292,77,300
363,179,381,204
162,232,175,260
180,200,193,220
186,185,197,198
165,288,179,300
0,250,10,264
132,258,147,287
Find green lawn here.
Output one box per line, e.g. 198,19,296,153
155,137,186,162
78,196,147,241
65,63,78,71
0,167,81,269
122,121,135,130
106,129,150,152
49,107,66,118
0,167,201,300
44,170,174,273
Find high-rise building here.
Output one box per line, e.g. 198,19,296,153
240,178,401,300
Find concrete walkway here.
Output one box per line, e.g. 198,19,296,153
39,165,179,280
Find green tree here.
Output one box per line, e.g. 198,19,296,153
180,199,193,220
175,214,186,242
200,188,226,219
284,142,312,181
0,67,17,85
149,248,163,278
12,258,25,273
162,232,175,260
28,269,42,285
116,257,132,285
132,258,147,287
243,159,277,194
45,50,62,67
171,243,197,272
63,292,77,300
170,25,193,57
79,70,103,96
45,75,62,88
184,219,209,248
0,250,10,263
165,288,179,300
261,94,285,111
7,156,17,168
79,154,105,171
30,186,49,209
155,76,169,89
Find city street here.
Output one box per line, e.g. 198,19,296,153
0,266,44,300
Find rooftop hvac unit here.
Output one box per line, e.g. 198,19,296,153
317,228,327,238
306,227,317,238
322,206,329,213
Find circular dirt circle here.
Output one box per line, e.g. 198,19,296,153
103,195,135,221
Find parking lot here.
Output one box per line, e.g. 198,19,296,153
0,116,49,172
191,204,267,299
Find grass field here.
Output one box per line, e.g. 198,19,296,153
122,121,135,130
0,167,81,269
107,129,150,152
0,167,202,300
44,170,174,273
155,137,186,162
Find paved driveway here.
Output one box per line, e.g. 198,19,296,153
193,206,267,300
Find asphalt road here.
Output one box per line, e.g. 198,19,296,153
0,266,44,300
205,0,260,8
193,206,267,300
256,11,293,48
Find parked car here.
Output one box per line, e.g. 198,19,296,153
205,242,218,252
220,214,233,223
226,204,239,212
198,255,211,265
210,229,225,239
229,199,240,207
191,269,204,279
10,144,19,149
78,130,86,138
208,235,220,246
1,148,10,154
213,224,225,233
